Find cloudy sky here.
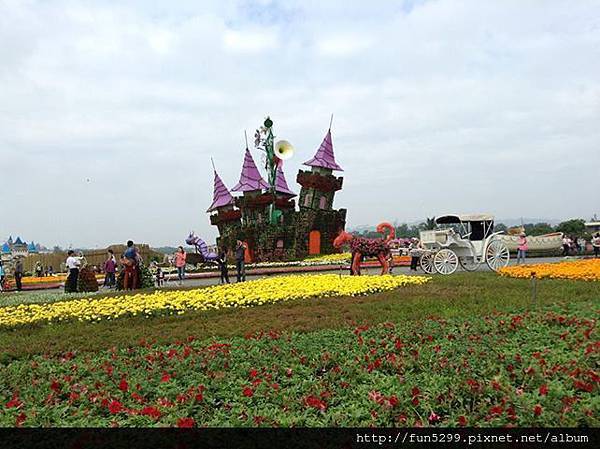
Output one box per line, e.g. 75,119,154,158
1,0,599,248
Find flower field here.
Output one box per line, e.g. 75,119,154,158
499,259,600,281
0,274,429,329
1,299,597,427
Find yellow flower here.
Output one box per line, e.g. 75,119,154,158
0,274,430,328
498,259,600,281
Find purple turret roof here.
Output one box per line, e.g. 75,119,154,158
207,170,235,212
231,148,270,192
303,129,343,171
275,164,296,197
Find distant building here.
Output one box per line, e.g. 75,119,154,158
585,221,600,234
1,236,42,261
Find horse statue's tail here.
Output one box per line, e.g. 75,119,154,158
376,222,396,243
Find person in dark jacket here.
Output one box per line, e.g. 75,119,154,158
218,247,230,284
235,240,246,282
14,258,24,291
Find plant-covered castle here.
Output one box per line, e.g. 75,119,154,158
207,126,346,262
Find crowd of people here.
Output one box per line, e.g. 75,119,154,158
2,231,598,294
561,235,599,257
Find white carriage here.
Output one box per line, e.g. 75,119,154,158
418,214,510,275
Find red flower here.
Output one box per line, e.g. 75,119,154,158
160,373,172,383
177,417,196,428
50,380,61,393
539,384,548,396
304,395,327,411
411,397,420,406
285,368,293,377
140,406,161,419
195,393,204,402
574,380,593,392
489,405,503,415
108,400,124,414
119,379,129,392
242,387,254,398
428,412,440,423
249,369,259,379
6,394,23,409
533,404,543,416
411,387,420,397
457,415,467,426
15,412,27,427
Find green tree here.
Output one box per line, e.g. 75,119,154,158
556,219,587,238
524,222,554,236
494,223,508,233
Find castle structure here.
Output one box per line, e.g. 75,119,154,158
1,236,39,262
207,126,347,262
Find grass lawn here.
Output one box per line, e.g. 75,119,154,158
0,273,596,359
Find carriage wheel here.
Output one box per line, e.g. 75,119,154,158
485,240,510,271
459,256,480,272
420,253,435,274
433,249,459,275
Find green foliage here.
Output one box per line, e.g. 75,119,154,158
0,298,597,427
556,219,587,238
522,222,555,236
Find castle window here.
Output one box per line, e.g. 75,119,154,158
319,196,327,209
304,192,312,207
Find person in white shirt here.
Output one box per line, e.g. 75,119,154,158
65,250,82,293
593,233,600,258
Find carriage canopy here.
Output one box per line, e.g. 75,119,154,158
435,214,495,241
435,214,494,224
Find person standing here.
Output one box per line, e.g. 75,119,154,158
174,246,187,285
65,250,81,293
409,238,421,271
0,261,6,292
218,246,230,284
235,240,246,282
592,233,600,258
562,236,570,257
122,240,140,290
35,261,43,278
517,232,528,264
103,249,117,288
14,257,24,291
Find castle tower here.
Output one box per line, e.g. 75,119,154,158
297,128,343,211
207,169,241,239
231,148,270,226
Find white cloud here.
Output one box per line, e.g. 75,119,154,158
0,0,599,247
223,28,278,52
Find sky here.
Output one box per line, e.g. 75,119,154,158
1,0,599,248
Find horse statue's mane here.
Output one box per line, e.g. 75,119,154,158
185,232,218,261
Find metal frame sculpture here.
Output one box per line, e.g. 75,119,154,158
333,222,395,275
254,117,294,224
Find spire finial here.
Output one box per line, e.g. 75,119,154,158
210,157,216,171
244,130,248,149
329,113,334,130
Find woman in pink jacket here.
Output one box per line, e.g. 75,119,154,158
517,232,528,265
174,246,187,285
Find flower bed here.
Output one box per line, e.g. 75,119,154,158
0,274,429,329
498,259,600,281
1,300,597,427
